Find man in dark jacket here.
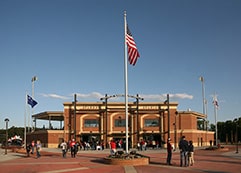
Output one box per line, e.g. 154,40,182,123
166,138,173,165
179,136,189,167
26,143,31,157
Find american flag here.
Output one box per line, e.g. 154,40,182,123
126,25,140,66
213,98,219,108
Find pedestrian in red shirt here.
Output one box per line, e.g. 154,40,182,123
70,139,76,158
110,139,116,155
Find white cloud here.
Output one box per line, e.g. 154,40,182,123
40,93,70,100
75,92,104,99
169,93,194,100
40,92,193,101
140,93,193,101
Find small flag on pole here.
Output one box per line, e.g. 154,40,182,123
27,95,38,108
213,97,219,108
126,25,140,66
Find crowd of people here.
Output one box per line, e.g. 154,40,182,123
26,140,42,158
58,139,107,158
26,138,106,159
26,136,195,167
166,135,195,167
136,139,161,151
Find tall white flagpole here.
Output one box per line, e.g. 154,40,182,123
24,92,27,149
124,11,129,153
199,76,205,115
28,96,30,132
199,76,208,144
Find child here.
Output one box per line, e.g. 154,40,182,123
26,143,31,157
60,140,67,158
36,140,42,158
188,140,194,166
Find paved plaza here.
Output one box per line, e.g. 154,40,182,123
0,145,240,173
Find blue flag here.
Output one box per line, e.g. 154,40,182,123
27,95,38,108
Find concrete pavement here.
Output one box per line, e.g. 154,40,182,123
0,149,25,162
0,145,240,173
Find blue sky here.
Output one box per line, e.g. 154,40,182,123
0,0,241,129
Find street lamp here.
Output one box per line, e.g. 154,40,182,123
173,111,178,151
213,94,218,146
73,94,77,140
199,77,207,115
164,94,170,139
4,118,9,155
131,94,144,143
158,107,166,147
100,94,116,148
199,76,208,133
234,118,239,154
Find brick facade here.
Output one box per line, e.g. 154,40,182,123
28,102,214,148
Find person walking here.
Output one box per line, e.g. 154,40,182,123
36,140,42,159
60,140,67,158
166,138,173,165
109,139,117,155
26,143,31,157
188,140,194,166
70,139,76,158
178,136,188,167
31,140,35,154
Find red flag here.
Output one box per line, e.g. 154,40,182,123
126,25,140,66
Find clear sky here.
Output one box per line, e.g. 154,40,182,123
0,0,241,129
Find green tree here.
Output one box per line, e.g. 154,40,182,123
217,122,225,142
0,126,24,145
214,117,241,144
210,123,215,131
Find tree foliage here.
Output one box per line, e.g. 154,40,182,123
0,126,24,145
210,117,241,143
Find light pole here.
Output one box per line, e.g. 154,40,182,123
174,111,178,150
73,94,77,140
199,76,207,131
31,76,37,97
130,94,144,143
158,108,165,147
234,118,239,153
100,94,116,148
164,94,170,139
4,118,9,155
213,94,218,146
199,77,207,116
31,76,37,131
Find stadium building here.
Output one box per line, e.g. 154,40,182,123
27,101,214,148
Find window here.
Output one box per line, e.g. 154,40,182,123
114,119,126,127
84,119,99,127
144,119,159,127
